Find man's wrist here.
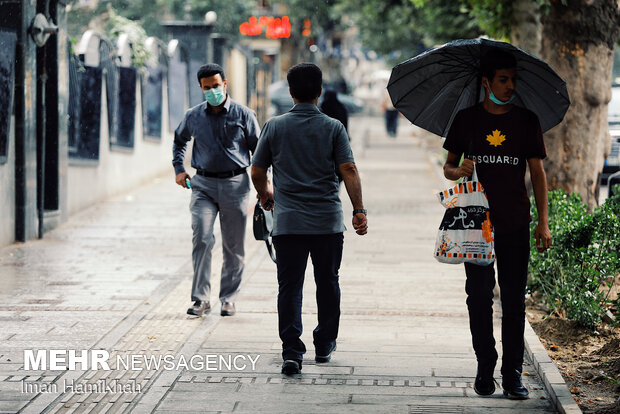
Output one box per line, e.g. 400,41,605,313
353,209,367,216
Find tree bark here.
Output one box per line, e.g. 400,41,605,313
511,0,542,56
540,0,619,209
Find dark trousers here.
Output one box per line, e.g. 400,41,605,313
385,109,399,136
272,233,344,361
464,226,530,377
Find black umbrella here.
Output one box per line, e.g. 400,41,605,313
387,38,570,137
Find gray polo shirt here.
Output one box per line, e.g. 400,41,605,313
252,103,355,236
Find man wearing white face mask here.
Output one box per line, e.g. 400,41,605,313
173,64,260,318
442,48,552,401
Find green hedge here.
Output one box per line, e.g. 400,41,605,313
527,186,620,329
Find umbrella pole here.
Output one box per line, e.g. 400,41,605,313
468,76,483,157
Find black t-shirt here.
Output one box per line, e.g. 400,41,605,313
443,104,546,235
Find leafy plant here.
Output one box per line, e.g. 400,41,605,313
104,6,150,68
528,189,620,329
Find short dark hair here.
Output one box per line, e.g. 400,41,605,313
480,48,517,81
287,63,322,101
197,63,226,84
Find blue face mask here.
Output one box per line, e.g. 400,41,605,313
204,86,226,106
489,90,516,105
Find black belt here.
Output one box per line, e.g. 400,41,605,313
196,167,246,178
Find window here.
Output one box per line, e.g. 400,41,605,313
0,30,16,164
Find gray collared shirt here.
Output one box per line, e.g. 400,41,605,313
252,103,355,236
172,97,260,175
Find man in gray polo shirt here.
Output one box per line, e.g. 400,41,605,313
251,63,367,375
173,64,260,318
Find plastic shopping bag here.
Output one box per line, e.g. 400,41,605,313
434,165,495,265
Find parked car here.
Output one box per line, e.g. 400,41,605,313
268,80,365,117
603,86,620,184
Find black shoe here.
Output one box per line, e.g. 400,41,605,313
473,361,496,396
220,302,236,316
187,300,211,316
315,344,337,363
281,359,302,375
502,370,529,400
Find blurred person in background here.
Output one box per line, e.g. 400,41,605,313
382,88,399,137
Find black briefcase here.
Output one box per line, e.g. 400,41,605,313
253,200,276,262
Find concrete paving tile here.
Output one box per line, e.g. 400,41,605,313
353,366,433,377
206,375,223,383
0,390,37,400
154,411,219,414
231,402,409,414
232,382,456,398
159,391,349,411
299,365,352,375
354,394,552,409
0,400,28,411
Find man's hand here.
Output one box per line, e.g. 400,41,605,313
458,158,474,178
251,166,274,210
258,189,274,211
443,153,474,181
176,172,191,188
535,222,552,253
353,212,368,235
528,157,551,253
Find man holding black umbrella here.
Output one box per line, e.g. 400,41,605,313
442,48,552,400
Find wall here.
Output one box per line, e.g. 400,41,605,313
67,75,175,215
0,115,15,246
228,48,248,106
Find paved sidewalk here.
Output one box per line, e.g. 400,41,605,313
0,115,572,413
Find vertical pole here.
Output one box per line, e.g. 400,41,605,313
37,0,52,239
38,43,47,239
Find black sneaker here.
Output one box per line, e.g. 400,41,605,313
502,370,529,400
473,361,496,396
281,359,302,375
315,344,337,363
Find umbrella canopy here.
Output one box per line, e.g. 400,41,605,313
387,38,570,137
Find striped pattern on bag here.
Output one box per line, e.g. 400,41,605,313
438,181,487,203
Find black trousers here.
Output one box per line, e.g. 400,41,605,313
464,226,530,377
385,109,399,136
272,233,344,361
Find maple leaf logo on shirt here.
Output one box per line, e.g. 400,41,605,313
486,129,506,147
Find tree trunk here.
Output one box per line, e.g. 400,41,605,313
511,0,542,56
540,0,619,209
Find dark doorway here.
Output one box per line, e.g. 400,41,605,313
36,0,59,237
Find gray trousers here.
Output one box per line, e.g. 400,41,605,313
189,172,250,303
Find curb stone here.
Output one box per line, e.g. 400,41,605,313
524,323,583,413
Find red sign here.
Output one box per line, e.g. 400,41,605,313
239,16,291,39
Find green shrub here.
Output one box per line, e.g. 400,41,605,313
527,188,620,329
